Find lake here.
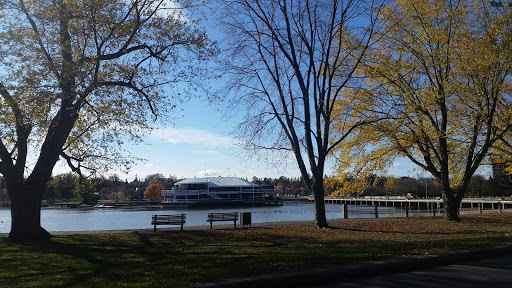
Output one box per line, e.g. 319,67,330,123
0,203,413,233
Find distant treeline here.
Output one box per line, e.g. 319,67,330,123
254,174,512,199
323,174,512,199
0,173,510,206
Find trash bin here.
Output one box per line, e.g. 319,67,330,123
240,212,251,227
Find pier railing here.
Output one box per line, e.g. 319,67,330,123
313,197,512,219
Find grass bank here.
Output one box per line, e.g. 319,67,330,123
2,214,512,287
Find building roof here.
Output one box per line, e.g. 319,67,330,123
175,177,258,188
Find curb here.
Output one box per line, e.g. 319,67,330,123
189,245,512,288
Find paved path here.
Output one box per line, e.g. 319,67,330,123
194,246,512,288
303,254,512,288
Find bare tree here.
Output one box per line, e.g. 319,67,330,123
217,0,381,227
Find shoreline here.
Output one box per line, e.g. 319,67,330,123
0,219,324,237
2,204,512,237
3,207,512,237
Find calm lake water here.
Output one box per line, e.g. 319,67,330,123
0,203,413,233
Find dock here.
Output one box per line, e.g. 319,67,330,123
308,196,512,213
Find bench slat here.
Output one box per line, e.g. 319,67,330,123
207,212,239,230
152,214,186,232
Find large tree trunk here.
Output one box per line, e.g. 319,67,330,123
442,190,462,222
312,177,328,228
7,184,51,242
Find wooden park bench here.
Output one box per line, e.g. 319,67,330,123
207,212,239,230
152,214,186,232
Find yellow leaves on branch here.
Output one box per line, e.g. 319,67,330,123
329,0,512,189
325,174,370,197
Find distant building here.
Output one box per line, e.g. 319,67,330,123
161,176,282,206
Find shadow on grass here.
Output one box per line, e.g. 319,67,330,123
334,226,484,235
2,218,512,287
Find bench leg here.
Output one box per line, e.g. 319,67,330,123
210,220,213,230
154,223,157,232
234,219,236,229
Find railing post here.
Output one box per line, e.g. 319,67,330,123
479,202,483,214
499,202,503,214
153,215,157,232
374,204,378,218
342,203,348,219
433,203,437,217
405,205,409,218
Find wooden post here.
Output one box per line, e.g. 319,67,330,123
479,202,483,214
405,205,409,218
433,203,437,217
153,215,157,232
499,202,503,214
180,214,184,231
374,204,379,218
342,203,348,219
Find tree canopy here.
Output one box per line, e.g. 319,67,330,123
332,0,512,220
0,0,216,241
217,0,382,228
144,179,164,199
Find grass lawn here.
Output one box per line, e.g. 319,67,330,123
2,213,512,287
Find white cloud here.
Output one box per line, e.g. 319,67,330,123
151,127,239,147
392,162,401,167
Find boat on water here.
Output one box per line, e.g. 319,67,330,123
161,177,283,207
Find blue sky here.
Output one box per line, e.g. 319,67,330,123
114,97,303,181
50,3,491,182
48,5,431,182
106,97,430,182
101,90,491,182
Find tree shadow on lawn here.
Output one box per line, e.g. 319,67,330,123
326,216,512,236
460,214,512,225
4,222,507,288
47,230,378,284
332,226,485,235
24,233,171,287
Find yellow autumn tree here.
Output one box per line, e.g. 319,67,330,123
332,0,512,221
144,179,165,200
325,174,370,198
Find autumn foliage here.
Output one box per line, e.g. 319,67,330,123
0,0,215,242
331,0,512,220
144,179,164,199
